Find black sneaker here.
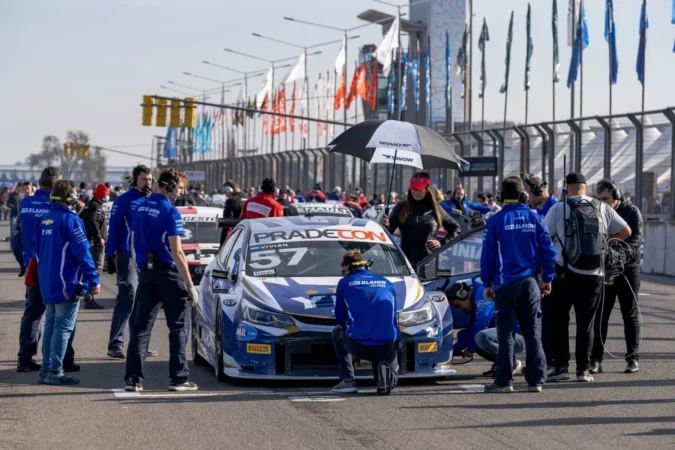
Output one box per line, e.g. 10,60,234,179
484,383,514,393
547,367,570,382
482,364,496,378
169,380,199,391
17,360,41,372
376,362,394,395
125,378,143,392
83,300,104,310
589,361,603,374
107,349,125,359
63,362,81,373
625,360,639,373
18,266,26,277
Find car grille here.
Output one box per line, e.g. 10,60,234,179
289,314,337,327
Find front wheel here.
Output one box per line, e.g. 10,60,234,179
214,302,227,382
191,306,207,366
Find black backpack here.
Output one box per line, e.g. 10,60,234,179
561,198,605,271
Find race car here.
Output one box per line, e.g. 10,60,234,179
294,201,354,218
177,206,222,284
191,216,454,380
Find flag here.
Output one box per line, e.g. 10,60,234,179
284,51,306,84
374,15,400,77
424,36,431,110
553,0,561,82
636,0,649,85
457,24,468,98
314,75,324,137
412,49,421,112
278,87,287,133
334,38,347,110
400,48,409,112
334,70,346,110
257,68,273,108
478,18,490,98
289,83,296,132
356,61,368,100
367,58,378,109
262,94,270,136
567,0,589,48
446,30,452,108
163,127,177,158
345,62,360,109
205,113,213,153
525,3,533,91
387,69,395,115
567,0,589,87
299,78,309,137
246,98,255,118
194,115,202,153
500,12,514,94
605,0,618,85
325,70,333,136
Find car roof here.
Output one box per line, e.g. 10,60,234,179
177,206,221,217
246,216,377,232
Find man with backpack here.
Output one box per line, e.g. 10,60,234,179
544,173,631,383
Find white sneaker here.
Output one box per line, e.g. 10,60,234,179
332,379,357,394
513,360,523,375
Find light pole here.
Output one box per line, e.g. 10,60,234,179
160,84,213,99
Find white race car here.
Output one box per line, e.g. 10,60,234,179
177,206,222,284
294,201,354,218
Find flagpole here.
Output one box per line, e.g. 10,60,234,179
579,0,584,120
553,0,556,125
468,0,474,134
396,6,403,121
570,0,576,169
640,6,646,122
608,0,613,117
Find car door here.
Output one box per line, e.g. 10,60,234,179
416,227,485,329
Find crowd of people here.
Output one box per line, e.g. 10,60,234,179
7,164,644,395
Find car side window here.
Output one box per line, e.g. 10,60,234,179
437,229,483,276
217,228,241,266
223,230,245,275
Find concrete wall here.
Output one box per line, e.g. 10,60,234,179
643,221,675,277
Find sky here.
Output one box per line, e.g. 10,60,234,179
1,0,674,168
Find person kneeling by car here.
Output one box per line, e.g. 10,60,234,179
332,250,400,395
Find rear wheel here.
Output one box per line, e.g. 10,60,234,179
191,306,207,366
214,303,227,382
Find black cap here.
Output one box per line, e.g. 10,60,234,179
445,281,470,300
566,172,586,185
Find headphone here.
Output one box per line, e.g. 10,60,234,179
523,174,548,197
159,172,179,193
597,179,621,200
341,259,372,276
497,187,529,204
50,192,79,206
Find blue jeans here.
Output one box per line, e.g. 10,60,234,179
494,277,546,387
125,264,189,382
108,253,138,351
474,328,526,362
332,326,399,388
9,215,18,235
41,301,79,372
18,286,75,364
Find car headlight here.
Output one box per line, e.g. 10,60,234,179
241,299,294,327
398,301,435,326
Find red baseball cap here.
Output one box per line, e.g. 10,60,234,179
409,175,430,191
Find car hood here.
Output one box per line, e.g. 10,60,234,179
240,276,425,318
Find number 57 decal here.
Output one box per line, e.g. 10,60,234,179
248,248,308,270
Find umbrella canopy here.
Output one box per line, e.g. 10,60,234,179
327,120,464,171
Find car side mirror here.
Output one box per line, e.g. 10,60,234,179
210,273,231,294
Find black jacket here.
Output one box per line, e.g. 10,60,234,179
220,196,244,245
615,200,643,271
387,199,461,267
80,198,108,245
7,191,21,217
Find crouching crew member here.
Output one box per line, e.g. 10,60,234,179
124,169,199,392
332,250,399,396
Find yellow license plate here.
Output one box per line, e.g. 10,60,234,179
418,342,438,353
246,344,271,354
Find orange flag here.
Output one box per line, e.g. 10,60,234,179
289,83,296,132
334,71,346,110
278,87,287,133
366,59,378,110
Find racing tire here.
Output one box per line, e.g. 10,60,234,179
214,302,227,382
190,306,207,366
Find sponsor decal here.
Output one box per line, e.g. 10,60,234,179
425,325,440,338
235,324,258,341
253,229,389,244
382,154,414,163
181,215,217,222
194,265,205,275
378,141,411,147
247,202,272,217
41,219,53,225
223,298,237,306
253,269,276,277
418,342,438,353
246,343,271,354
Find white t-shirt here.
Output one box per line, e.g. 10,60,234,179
544,195,628,276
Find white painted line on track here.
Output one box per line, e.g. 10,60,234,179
289,396,345,402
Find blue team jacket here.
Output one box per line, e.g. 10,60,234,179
34,204,100,304
452,277,494,353
105,188,144,257
538,195,558,218
480,203,557,289
441,198,491,216
19,189,52,267
335,269,400,346
131,193,184,270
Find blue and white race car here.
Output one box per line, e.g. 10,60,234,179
191,216,454,380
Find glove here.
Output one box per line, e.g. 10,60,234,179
141,186,152,198
188,285,199,308
105,256,117,275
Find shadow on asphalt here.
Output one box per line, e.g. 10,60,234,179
401,398,675,410
414,416,675,429
624,428,675,436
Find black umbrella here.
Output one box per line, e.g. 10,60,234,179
327,120,465,211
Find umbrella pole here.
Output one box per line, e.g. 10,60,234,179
385,149,398,215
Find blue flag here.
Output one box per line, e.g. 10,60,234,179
401,49,409,112
424,36,431,110
387,68,395,115
567,0,589,88
163,127,177,158
636,0,648,85
193,115,201,153
204,113,213,153
605,0,618,85
445,30,452,109
411,49,420,112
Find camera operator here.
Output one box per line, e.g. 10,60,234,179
124,169,198,392
35,180,100,385
481,177,557,393
331,250,399,396
545,173,631,382
591,180,643,374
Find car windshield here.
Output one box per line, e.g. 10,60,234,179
296,206,353,218
180,219,221,244
246,241,411,277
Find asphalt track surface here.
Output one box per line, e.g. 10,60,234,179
1,222,674,450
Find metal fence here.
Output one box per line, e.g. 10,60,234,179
169,106,675,219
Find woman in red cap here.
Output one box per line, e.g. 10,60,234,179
381,172,460,266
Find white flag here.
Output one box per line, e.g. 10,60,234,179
284,51,306,84
256,68,273,108
374,15,400,77
566,0,581,47
335,37,346,72
299,78,309,137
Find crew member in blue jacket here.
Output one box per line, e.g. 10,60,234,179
124,168,199,392
480,176,557,393
33,180,100,385
441,187,492,216
332,250,400,395
15,167,78,373
105,165,153,359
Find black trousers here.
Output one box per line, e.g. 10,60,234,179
551,267,604,373
591,270,641,363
